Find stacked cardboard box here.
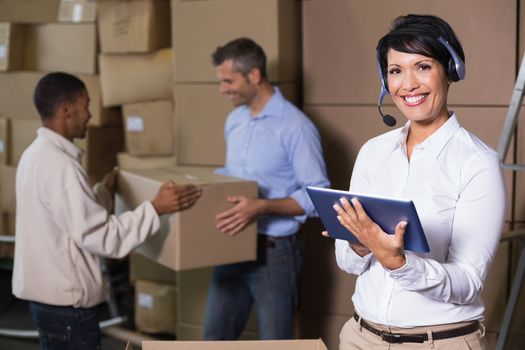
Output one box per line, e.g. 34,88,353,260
0,0,122,262
97,0,175,166
116,165,258,336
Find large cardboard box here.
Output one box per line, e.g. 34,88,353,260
58,0,97,23
139,339,328,350
0,164,16,214
99,49,173,107
0,72,119,126
117,166,257,271
0,0,60,23
172,0,300,83
117,152,176,170
98,0,170,53
23,23,97,74
0,117,8,165
9,118,40,166
174,84,298,166
302,0,516,105
74,125,124,185
135,279,177,335
122,100,174,156
129,253,176,285
0,22,25,71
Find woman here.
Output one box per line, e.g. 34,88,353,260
331,14,506,349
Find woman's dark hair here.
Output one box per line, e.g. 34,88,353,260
33,72,86,120
212,37,267,79
376,14,465,83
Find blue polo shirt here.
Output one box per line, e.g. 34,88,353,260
216,88,329,237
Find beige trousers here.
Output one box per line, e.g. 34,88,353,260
339,316,487,350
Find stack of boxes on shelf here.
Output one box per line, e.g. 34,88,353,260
97,0,175,169
96,0,176,335
0,0,123,258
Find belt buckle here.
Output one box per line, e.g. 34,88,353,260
381,331,425,344
381,332,403,344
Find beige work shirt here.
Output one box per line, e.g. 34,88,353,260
12,127,160,307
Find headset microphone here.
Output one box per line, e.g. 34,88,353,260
377,84,397,127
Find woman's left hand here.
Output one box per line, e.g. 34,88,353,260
334,197,407,270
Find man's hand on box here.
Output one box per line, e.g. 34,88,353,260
216,195,263,236
151,181,202,215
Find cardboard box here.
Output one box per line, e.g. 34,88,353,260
0,117,8,165
296,312,350,350
302,0,516,105
58,0,97,23
135,279,177,334
99,49,173,107
0,212,15,258
129,253,176,285
0,165,16,214
172,0,300,83
117,152,176,170
122,100,174,156
116,166,257,271
74,125,124,185
0,0,60,23
176,267,258,337
0,212,15,235
139,339,328,350
23,23,97,74
9,118,40,166
0,22,25,71
82,75,122,126
98,0,170,53
174,83,298,166
0,72,120,126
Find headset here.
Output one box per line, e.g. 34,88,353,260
377,36,466,127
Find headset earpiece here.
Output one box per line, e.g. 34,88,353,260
437,36,465,81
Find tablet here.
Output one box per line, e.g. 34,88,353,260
306,186,430,253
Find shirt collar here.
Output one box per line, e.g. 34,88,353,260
252,87,286,120
38,127,84,161
397,112,461,158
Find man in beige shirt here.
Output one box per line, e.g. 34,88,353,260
12,72,200,350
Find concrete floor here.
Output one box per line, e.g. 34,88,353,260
0,264,140,349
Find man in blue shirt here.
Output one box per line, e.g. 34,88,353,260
203,37,330,340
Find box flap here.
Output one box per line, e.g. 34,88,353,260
142,339,328,350
121,166,252,186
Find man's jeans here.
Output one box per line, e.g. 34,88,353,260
30,301,101,350
203,234,302,340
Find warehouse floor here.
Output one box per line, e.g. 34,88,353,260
0,264,139,350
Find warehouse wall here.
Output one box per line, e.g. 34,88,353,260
0,1,524,349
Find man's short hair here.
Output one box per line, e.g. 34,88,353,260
212,37,267,78
33,72,86,120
